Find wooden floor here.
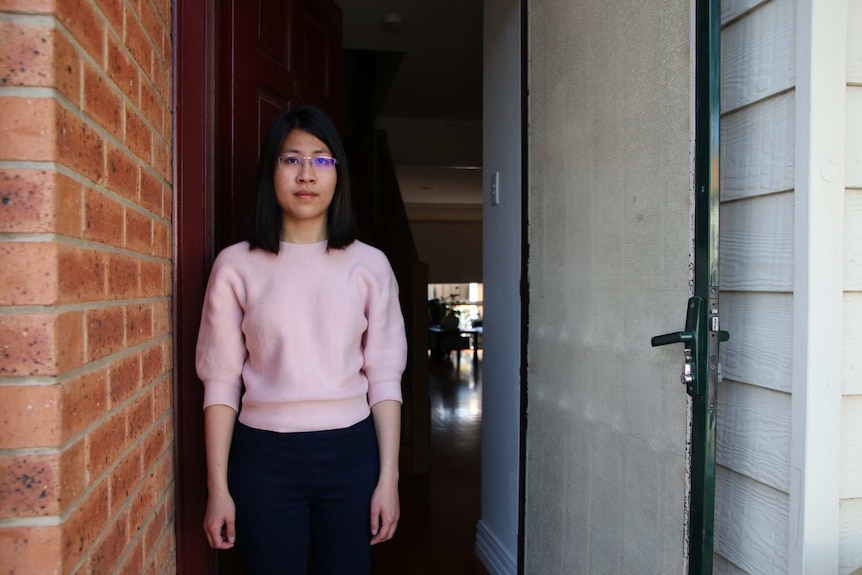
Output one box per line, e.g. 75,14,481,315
372,352,491,575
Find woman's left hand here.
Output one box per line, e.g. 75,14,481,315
370,476,400,544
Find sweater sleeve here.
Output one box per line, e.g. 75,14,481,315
362,257,407,407
195,250,247,412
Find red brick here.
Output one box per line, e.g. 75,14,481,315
85,411,126,481
129,477,155,539
0,21,80,104
107,33,139,104
127,391,153,438
0,385,61,449
143,499,167,563
141,419,166,472
56,0,106,66
54,172,84,237
139,259,161,298
0,170,54,233
162,341,172,370
0,97,56,161
0,170,84,237
140,343,162,384
0,21,54,87
139,167,161,215
84,187,124,248
150,220,171,259
151,300,170,337
162,182,172,220
107,252,138,299
152,220,169,258
109,354,139,408
126,303,153,347
139,1,166,62
62,479,109,568
153,141,170,182
125,207,152,254
109,446,140,515
106,143,140,202
152,55,170,104
117,538,144,575
124,8,153,75
0,525,62,575
53,24,82,106
58,243,107,302
162,262,171,296
61,369,107,441
83,63,123,139
125,107,152,163
0,315,54,377
162,20,172,75
0,0,54,11
0,242,58,305
55,311,86,372
139,79,165,142
86,305,125,361
151,0,170,26
88,512,128,574
95,0,124,37
0,452,60,518
58,439,86,514
0,312,83,377
152,456,170,493
152,374,171,415
57,107,104,184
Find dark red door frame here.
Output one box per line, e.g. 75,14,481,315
173,0,216,572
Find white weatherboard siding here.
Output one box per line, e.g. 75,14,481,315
790,0,848,572
717,0,797,571
841,1,862,572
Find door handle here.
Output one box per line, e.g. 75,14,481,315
652,297,703,396
651,296,729,397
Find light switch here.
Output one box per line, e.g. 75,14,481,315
490,171,500,206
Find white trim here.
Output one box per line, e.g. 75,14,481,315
790,0,847,573
476,520,517,575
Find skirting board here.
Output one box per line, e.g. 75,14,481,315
475,520,517,575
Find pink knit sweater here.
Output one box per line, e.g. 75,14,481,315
195,240,407,432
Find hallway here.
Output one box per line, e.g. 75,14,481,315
372,352,491,575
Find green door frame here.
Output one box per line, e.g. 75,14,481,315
652,0,724,574
691,0,722,571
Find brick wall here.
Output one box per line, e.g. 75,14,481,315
0,0,175,573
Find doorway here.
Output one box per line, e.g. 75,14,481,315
174,1,519,573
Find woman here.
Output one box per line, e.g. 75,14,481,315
196,105,406,574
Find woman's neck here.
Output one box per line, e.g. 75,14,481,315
281,221,327,244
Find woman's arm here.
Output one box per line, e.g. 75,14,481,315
369,399,401,544
203,404,238,549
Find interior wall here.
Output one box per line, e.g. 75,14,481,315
411,221,482,283
477,0,522,573
526,0,692,573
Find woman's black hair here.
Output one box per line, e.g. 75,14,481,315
246,104,357,253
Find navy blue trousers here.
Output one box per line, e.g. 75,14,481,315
228,416,380,575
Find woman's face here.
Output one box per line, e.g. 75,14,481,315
274,129,337,240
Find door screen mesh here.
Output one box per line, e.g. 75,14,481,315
526,1,692,572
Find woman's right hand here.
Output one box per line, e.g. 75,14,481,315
203,490,237,549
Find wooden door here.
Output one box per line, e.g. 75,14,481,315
174,1,342,573
216,0,342,250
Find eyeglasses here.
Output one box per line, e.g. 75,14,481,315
276,155,338,170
